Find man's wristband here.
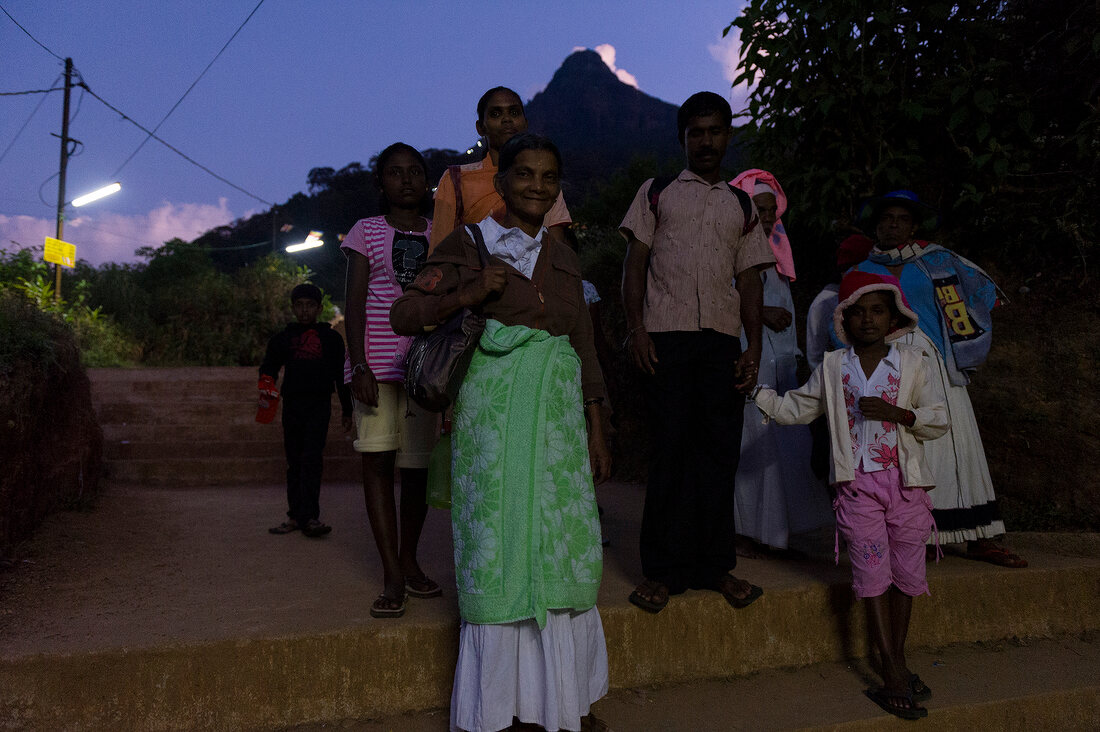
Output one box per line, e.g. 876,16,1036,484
351,363,369,377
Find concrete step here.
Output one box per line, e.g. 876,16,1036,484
100,421,350,444
96,400,269,426
105,455,363,485
1,482,1097,731
106,439,290,460
287,635,1100,731
94,396,352,427
88,366,260,397
89,368,360,486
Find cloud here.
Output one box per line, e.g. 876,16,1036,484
0,199,236,266
708,28,754,114
593,43,639,89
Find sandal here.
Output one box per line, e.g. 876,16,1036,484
369,592,407,619
909,674,932,702
628,579,669,614
268,520,299,534
301,519,332,538
713,574,763,609
405,574,443,598
864,687,928,720
966,542,1028,568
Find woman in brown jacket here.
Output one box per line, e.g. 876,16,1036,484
392,133,611,732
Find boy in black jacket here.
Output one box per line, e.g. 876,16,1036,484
261,284,352,537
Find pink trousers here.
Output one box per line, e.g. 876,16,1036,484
834,467,935,598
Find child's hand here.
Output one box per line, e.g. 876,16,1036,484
734,346,762,393
341,414,354,434
858,396,908,423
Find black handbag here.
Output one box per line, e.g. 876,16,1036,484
404,224,490,412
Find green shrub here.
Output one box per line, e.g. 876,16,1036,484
0,251,141,367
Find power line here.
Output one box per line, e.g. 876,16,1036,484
0,3,65,61
78,82,273,206
0,88,65,96
113,0,267,177
0,73,62,167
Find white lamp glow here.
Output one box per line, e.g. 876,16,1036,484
286,230,324,253
71,182,122,207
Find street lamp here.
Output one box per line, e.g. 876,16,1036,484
71,182,122,208
285,230,324,253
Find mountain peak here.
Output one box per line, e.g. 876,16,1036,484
555,49,621,83
525,50,682,196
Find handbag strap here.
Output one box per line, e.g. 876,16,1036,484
465,223,490,268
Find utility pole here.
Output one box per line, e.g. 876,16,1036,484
54,57,73,302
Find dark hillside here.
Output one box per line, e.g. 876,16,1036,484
525,50,685,199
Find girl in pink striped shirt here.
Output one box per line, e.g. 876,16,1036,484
343,143,441,618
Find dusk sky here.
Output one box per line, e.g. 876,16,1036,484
2,1,751,265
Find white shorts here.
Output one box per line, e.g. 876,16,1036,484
352,382,439,469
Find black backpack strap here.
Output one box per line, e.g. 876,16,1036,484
726,183,759,236
647,175,676,224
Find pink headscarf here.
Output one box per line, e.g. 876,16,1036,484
730,168,796,280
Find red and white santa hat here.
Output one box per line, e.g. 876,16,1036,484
833,270,919,345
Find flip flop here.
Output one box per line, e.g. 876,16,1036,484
715,575,764,609
966,544,1028,568
864,688,927,720
369,593,407,619
628,580,669,614
301,519,332,538
268,520,299,534
909,674,932,702
405,574,443,598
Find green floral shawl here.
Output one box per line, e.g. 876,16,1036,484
451,320,602,628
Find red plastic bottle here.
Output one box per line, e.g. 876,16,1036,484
256,375,280,424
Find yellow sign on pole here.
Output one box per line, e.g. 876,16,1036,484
44,237,76,268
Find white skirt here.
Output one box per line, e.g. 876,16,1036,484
450,607,609,732
735,401,835,548
736,273,833,548
894,329,1005,544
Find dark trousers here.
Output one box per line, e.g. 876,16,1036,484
281,395,331,525
640,330,744,593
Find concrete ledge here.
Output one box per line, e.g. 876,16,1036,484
603,559,1100,688
4,560,1098,731
1,628,458,731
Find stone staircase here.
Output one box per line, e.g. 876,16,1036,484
91,367,359,486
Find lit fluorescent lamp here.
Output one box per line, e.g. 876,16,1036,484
71,182,122,207
286,230,324,253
